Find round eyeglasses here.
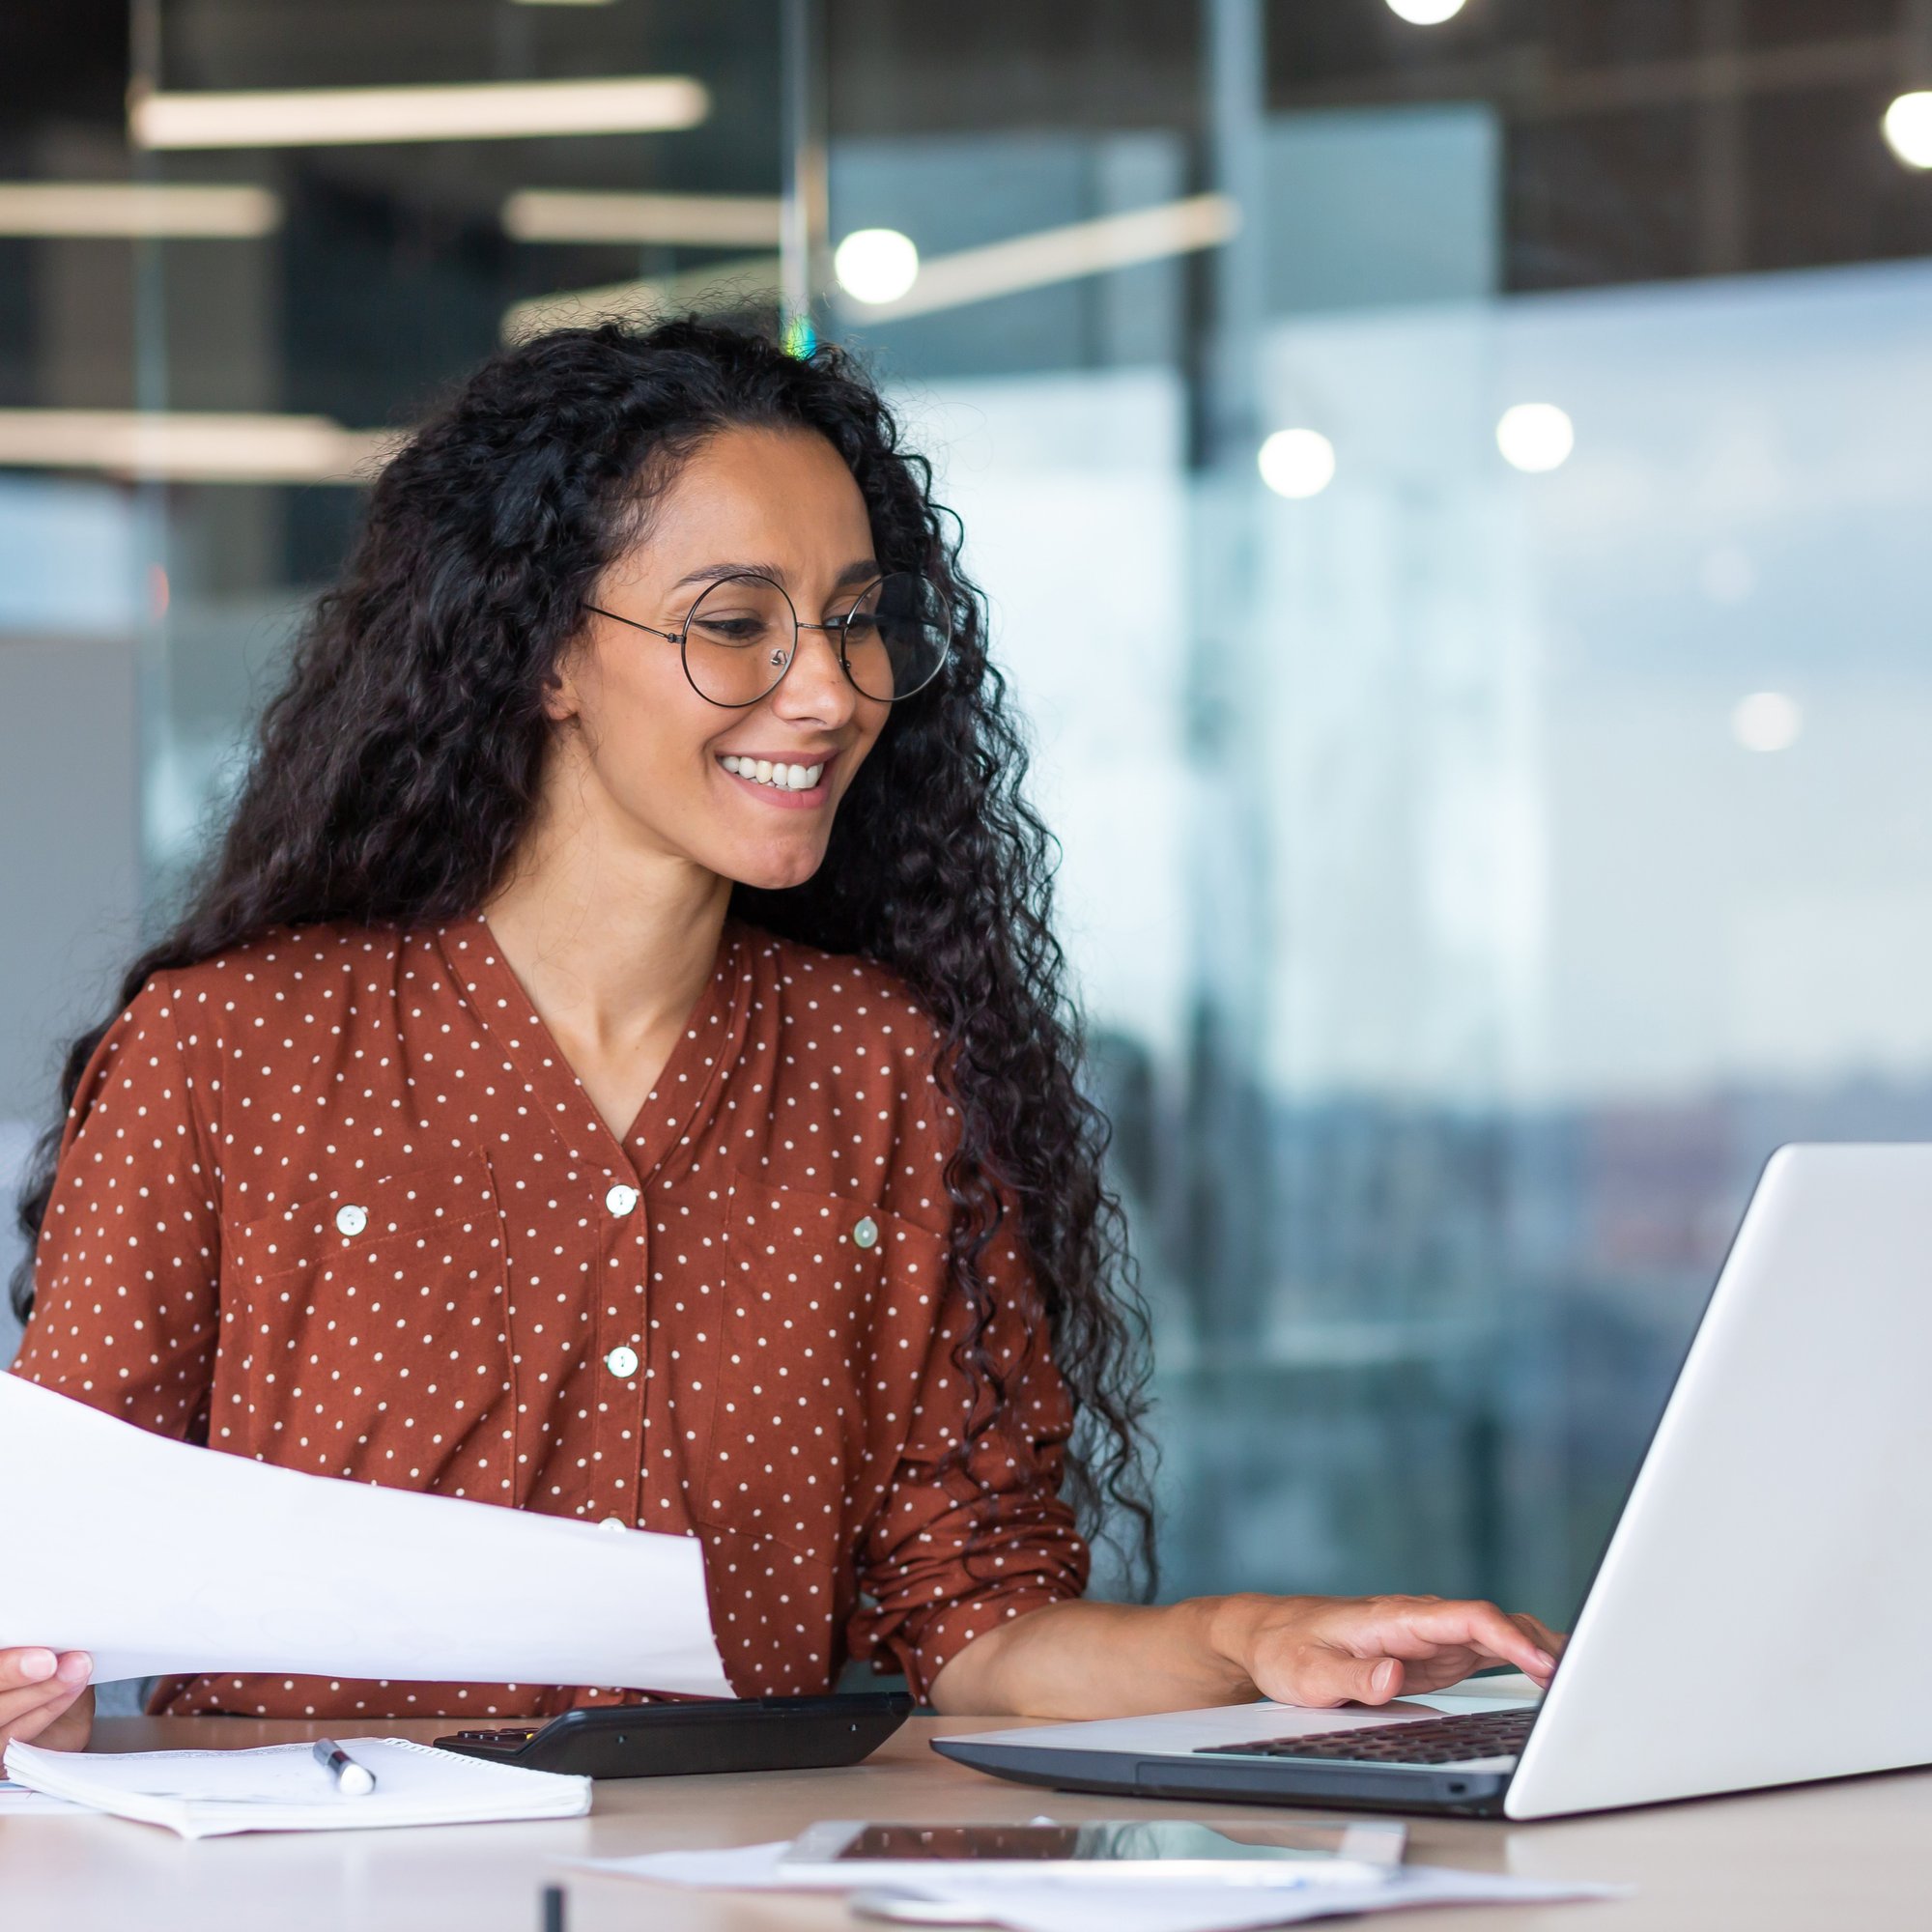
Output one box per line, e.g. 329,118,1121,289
583,571,952,709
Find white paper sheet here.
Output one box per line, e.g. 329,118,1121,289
4,1372,731,1694
565,1841,1629,1931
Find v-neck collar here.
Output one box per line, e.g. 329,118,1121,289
436,908,750,1181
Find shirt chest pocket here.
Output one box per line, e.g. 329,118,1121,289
685,1177,947,1559
214,1150,513,1492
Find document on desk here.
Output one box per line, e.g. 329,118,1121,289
1,1372,732,1695
570,1840,1629,1932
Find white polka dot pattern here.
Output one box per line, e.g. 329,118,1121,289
12,912,1088,1720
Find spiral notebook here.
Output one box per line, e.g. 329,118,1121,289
2,1737,590,1839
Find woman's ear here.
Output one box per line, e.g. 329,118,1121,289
540,670,575,725
541,639,587,725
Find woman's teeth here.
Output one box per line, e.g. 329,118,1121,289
721,755,824,792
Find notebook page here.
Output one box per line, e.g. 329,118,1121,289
4,1738,590,1838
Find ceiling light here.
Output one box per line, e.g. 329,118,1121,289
0,411,397,483
1882,92,1932,169
1732,692,1803,753
0,182,280,238
129,76,709,151
520,193,1241,338
1385,0,1467,21
502,189,781,247
1257,428,1336,499
1496,402,1575,473
834,228,920,305
838,195,1236,322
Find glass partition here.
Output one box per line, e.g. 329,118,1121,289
819,2,1932,1616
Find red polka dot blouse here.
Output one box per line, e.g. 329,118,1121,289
12,912,1088,1719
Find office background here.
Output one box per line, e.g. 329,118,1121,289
3,1,1930,1630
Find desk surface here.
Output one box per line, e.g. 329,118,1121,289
3,1713,1927,1932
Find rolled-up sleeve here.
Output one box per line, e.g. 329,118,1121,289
11,975,221,1439
847,1208,1091,1699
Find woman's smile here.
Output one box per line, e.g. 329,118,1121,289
716,748,837,808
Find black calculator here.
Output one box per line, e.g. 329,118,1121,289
432,1691,914,1778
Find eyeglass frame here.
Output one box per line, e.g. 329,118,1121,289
582,569,952,710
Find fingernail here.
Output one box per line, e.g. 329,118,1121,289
56,1651,94,1684
18,1649,56,1681
1534,1650,1555,1671
1371,1660,1398,1695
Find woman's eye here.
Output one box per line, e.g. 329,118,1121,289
694,616,770,646
840,613,880,640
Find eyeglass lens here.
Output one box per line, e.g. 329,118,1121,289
680,572,951,707
838,573,951,703
681,574,798,706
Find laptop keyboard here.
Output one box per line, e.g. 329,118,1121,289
1196,1708,1535,1766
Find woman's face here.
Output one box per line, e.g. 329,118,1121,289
549,424,891,892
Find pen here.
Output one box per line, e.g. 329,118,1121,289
312,1738,377,1797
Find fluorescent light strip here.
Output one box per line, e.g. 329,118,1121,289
502,254,781,343
0,182,281,238
0,412,399,484
502,189,783,247
498,194,1238,343
130,76,709,151
845,193,1239,322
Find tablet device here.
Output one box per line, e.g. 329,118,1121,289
432,1692,912,1777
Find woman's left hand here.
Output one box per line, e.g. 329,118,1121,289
1209,1592,1565,1708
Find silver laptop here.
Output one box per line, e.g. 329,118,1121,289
937,1144,1932,1818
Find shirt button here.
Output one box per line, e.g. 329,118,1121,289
605,1183,639,1216
334,1205,368,1237
598,1516,629,1533
852,1215,879,1250
604,1345,640,1378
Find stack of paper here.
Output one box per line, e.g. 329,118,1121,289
569,1839,1629,1931
4,1738,590,1840
0,1372,730,1693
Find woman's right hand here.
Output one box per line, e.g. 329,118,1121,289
0,1649,94,1753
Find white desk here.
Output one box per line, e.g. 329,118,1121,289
3,1713,1927,1931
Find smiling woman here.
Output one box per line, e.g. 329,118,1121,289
2,319,1557,1752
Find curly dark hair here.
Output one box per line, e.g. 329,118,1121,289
10,315,1157,1589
